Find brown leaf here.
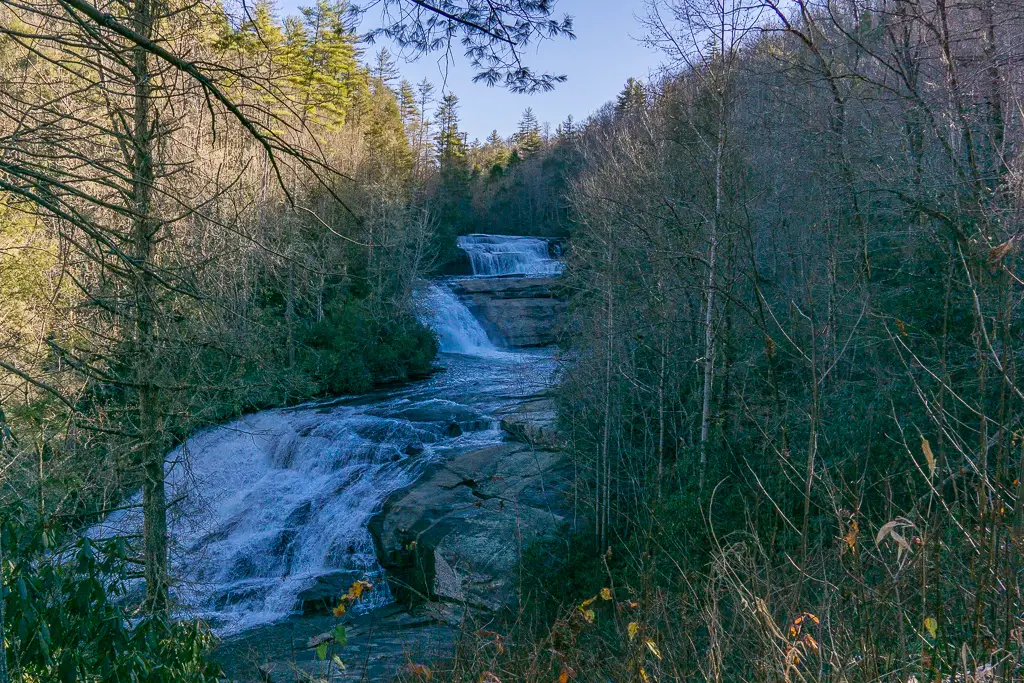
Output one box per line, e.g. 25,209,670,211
989,238,1016,267
921,436,936,477
404,663,432,680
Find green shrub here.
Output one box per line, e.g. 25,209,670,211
1,508,220,682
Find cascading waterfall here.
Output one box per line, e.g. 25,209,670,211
457,234,563,277
88,239,558,635
416,282,497,356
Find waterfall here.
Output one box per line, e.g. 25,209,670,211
88,390,510,635
86,235,558,638
457,234,563,277
417,282,497,356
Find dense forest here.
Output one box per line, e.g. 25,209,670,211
448,0,1024,681
3,0,1024,681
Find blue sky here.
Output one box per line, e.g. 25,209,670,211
271,0,662,141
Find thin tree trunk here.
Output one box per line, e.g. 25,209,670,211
699,102,725,491
131,0,168,616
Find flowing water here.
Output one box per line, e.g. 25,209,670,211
89,235,561,636
457,234,563,277
416,282,497,356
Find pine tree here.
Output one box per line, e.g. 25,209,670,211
556,114,576,139
486,129,505,147
414,78,436,176
218,0,283,55
398,80,418,128
616,77,647,118
514,107,543,158
482,129,510,173
372,47,400,90
286,0,363,128
435,92,467,169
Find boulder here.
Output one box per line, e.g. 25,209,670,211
498,397,561,448
295,570,360,615
370,442,571,611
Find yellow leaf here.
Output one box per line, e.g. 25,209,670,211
580,596,596,608
843,520,859,551
921,436,935,477
924,616,937,639
582,608,596,623
332,603,346,618
645,639,662,660
600,587,613,600
639,667,651,683
346,579,373,603
628,621,640,641
558,671,569,683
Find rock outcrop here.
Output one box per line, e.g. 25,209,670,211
369,440,570,611
498,396,561,449
450,276,566,347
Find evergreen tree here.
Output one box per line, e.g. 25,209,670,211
414,78,436,176
286,1,363,128
398,79,418,127
435,92,467,170
482,129,510,173
432,92,471,240
372,47,400,90
218,0,283,55
514,107,543,157
616,77,647,118
556,114,576,139
486,129,505,148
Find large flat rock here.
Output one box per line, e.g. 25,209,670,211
369,442,571,612
450,276,567,347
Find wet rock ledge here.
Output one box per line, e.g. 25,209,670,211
450,276,566,347
369,404,570,612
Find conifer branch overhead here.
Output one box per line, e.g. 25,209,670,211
364,0,575,93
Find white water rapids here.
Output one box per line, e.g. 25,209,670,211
88,235,561,635
457,234,563,277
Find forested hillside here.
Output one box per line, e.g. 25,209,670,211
435,0,1024,681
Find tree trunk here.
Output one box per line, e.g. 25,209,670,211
131,0,168,616
699,100,725,491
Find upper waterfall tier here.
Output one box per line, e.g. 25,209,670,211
456,234,563,277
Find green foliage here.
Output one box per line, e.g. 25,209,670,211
300,302,437,395
1,510,219,682
283,0,364,128
514,107,544,158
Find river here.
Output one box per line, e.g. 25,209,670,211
89,234,562,637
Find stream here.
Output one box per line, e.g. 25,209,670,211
89,234,562,636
